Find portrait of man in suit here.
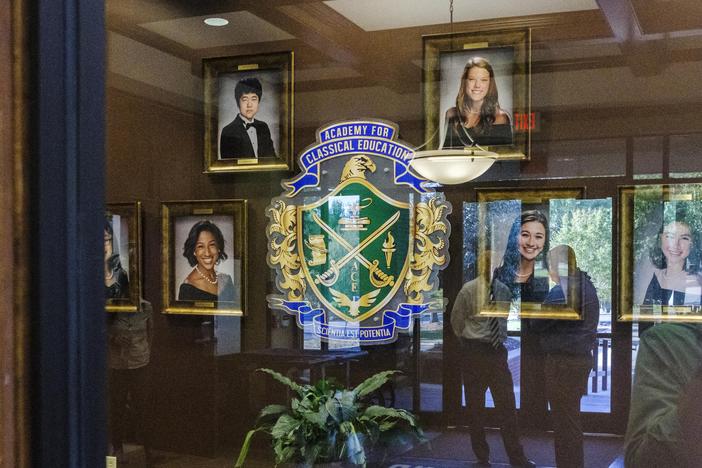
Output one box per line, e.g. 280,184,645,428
219,77,277,159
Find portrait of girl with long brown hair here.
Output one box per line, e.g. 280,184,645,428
442,56,513,148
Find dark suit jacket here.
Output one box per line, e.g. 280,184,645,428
219,114,276,159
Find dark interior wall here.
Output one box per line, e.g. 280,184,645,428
106,91,288,452
106,91,279,351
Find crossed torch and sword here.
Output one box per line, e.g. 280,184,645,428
312,211,398,288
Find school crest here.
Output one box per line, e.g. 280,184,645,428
266,119,451,344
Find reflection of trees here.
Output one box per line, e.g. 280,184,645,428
550,199,612,304
462,198,615,306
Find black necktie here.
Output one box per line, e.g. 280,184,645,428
245,122,253,130
488,317,502,350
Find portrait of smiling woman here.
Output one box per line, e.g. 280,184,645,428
442,56,514,148
178,220,236,303
643,214,702,307
492,210,550,304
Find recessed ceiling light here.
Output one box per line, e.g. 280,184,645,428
204,17,229,27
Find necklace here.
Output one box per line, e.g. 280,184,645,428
515,271,531,278
195,265,218,284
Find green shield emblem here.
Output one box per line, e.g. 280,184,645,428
298,178,412,322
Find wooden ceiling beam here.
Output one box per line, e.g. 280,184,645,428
597,0,671,76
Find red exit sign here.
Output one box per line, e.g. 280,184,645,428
514,112,539,132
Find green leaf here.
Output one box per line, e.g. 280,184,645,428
257,368,304,393
336,390,358,420
314,376,342,394
234,428,261,468
274,445,298,465
360,405,426,442
324,395,344,423
235,369,425,467
258,404,288,421
302,442,323,466
340,422,367,465
363,405,416,423
271,414,301,440
301,404,330,427
353,370,398,398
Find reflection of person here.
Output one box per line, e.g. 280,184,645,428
219,77,276,159
625,323,702,467
105,217,130,299
492,210,550,303
529,245,600,468
107,299,153,463
643,216,702,306
451,251,535,467
493,210,551,427
442,57,513,148
178,220,236,302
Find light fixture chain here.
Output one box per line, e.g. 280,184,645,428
449,0,455,51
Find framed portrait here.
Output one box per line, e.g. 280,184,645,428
619,184,702,322
466,187,585,319
162,200,247,315
105,202,142,312
203,51,293,173
423,29,530,160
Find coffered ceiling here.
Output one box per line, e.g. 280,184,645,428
106,0,702,119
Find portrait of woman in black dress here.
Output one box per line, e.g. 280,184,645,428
443,56,513,149
178,220,235,303
643,214,702,307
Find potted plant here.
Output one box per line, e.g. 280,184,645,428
235,369,425,467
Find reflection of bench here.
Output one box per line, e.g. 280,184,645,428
233,348,368,387
503,335,610,395
419,344,443,384
353,337,414,407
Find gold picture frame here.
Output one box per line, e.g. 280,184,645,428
105,202,142,312
162,199,247,315
203,51,294,173
472,187,584,319
423,28,530,160
619,184,702,322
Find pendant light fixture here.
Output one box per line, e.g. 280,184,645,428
410,0,497,185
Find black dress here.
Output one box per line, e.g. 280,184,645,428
643,273,701,306
178,274,236,302
106,268,130,299
442,113,513,148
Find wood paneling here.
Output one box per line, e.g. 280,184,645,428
1,0,29,466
